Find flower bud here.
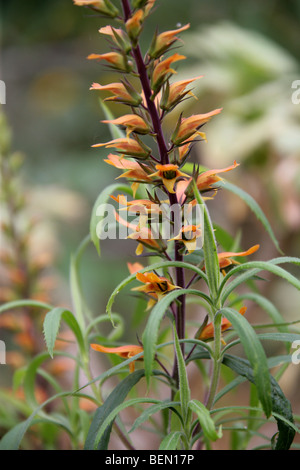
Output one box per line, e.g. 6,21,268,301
90,82,142,107
73,0,119,18
151,54,186,94
102,114,150,135
99,26,131,54
126,10,144,45
171,109,222,145
160,76,202,111
87,52,133,73
92,137,151,159
148,24,190,59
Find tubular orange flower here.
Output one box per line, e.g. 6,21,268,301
104,153,142,170
87,52,131,72
198,307,247,342
151,54,186,92
217,245,260,269
172,108,222,145
169,224,202,253
176,161,239,204
161,76,203,111
111,194,162,216
91,343,144,373
133,272,179,301
73,0,119,17
102,114,150,135
197,161,239,191
92,137,151,158
115,212,161,255
150,163,189,194
149,24,190,59
90,82,142,106
104,154,152,196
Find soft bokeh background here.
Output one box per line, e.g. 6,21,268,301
1,0,300,449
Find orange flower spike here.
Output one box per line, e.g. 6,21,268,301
91,344,143,373
218,244,260,269
92,137,151,159
161,76,203,111
133,272,179,299
73,0,119,17
199,307,247,342
149,24,190,59
172,108,223,145
90,82,142,107
150,163,189,194
151,54,186,92
87,52,132,72
102,114,150,136
169,224,202,253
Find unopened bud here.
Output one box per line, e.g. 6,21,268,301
73,0,119,18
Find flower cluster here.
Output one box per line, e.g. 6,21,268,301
73,0,258,370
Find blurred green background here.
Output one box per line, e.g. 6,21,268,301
1,0,300,445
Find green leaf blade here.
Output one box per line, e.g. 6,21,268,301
220,307,272,418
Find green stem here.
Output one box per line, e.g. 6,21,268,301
205,310,222,410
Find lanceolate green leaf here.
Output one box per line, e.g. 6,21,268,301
222,354,296,450
0,391,73,450
218,180,282,254
229,293,287,332
0,299,53,314
129,401,182,434
219,260,300,304
70,234,95,329
142,289,212,386
84,370,165,450
188,399,222,441
93,398,165,449
185,349,295,449
84,370,145,450
43,307,86,360
159,431,183,450
90,183,133,256
173,326,190,422
193,180,220,303
220,307,272,418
